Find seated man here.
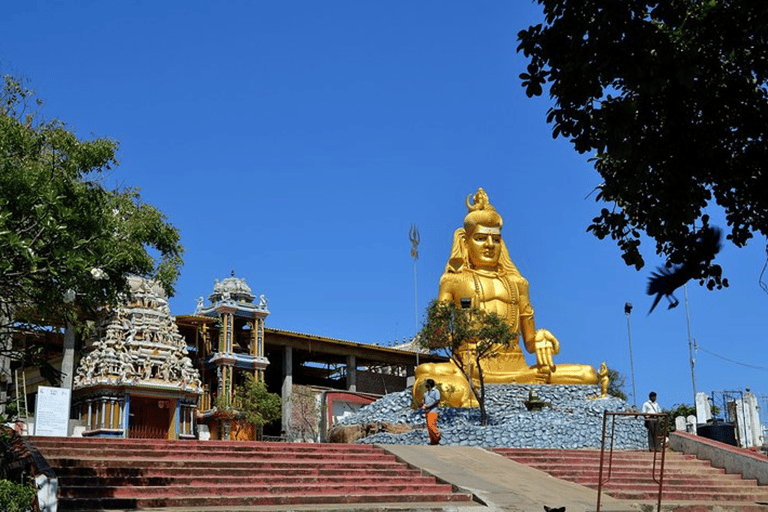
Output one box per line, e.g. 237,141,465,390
414,188,597,408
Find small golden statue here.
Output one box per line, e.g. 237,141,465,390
598,362,610,397
414,188,597,407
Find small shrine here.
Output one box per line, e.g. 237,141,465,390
179,272,270,440
72,276,202,439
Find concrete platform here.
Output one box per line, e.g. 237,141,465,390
381,445,635,512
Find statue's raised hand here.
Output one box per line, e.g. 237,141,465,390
533,328,560,371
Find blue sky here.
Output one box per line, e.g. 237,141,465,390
4,2,768,410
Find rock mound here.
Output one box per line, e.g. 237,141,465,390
337,384,647,449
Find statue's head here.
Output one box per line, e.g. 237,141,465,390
462,189,504,270
463,188,503,235
446,188,520,276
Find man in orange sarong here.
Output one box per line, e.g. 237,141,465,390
421,378,441,445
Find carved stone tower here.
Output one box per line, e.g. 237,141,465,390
72,276,202,439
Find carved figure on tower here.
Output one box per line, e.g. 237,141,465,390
414,188,597,407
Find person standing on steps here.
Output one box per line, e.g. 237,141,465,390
642,391,663,451
421,379,442,445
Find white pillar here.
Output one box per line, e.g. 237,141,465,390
734,392,762,448
695,392,712,425
282,346,293,439
61,322,76,390
87,400,93,430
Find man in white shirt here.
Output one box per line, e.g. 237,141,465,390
642,391,663,451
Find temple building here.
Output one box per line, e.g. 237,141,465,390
175,272,270,440
9,272,446,441
72,276,202,439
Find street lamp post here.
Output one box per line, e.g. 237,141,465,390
624,302,638,408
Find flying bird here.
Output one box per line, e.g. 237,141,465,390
646,226,723,314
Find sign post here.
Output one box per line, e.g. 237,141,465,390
34,386,71,437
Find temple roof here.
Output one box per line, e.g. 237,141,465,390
208,271,255,304
197,272,269,317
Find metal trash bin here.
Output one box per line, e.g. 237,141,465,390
697,419,737,446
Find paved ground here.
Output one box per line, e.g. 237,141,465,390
381,445,637,512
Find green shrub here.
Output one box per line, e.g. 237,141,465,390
0,478,36,512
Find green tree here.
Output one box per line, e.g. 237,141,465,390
517,1,768,288
0,70,183,397
235,374,282,434
664,403,696,432
417,299,516,426
605,367,627,401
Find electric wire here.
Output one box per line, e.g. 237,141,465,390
697,344,768,372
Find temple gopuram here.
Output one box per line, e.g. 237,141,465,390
72,276,202,439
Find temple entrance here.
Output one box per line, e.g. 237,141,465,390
128,396,173,439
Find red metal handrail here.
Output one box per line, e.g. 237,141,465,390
596,411,668,512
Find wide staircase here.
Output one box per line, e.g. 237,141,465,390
27,436,474,510
494,447,768,511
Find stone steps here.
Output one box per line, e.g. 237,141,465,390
59,466,421,485
28,436,474,510
494,447,768,507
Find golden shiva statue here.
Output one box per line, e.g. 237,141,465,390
414,188,597,408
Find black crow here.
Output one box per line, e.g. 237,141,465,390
646,226,722,314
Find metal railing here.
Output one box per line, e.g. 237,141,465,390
596,411,668,512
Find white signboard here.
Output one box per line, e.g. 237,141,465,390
34,386,71,437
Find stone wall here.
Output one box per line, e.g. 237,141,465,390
670,431,768,485
355,370,406,395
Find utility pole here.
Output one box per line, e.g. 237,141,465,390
409,224,420,366
624,302,638,408
685,285,697,403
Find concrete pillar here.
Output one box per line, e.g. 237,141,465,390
257,318,264,358
226,313,233,352
734,392,762,448
282,346,293,438
123,394,131,435
119,399,125,435
696,392,712,425
61,321,76,390
347,355,357,392
251,318,258,357
686,415,697,433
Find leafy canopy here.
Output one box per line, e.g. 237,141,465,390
234,374,282,430
518,1,768,288
418,299,516,425
0,70,184,321
605,367,627,401
0,69,183,391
